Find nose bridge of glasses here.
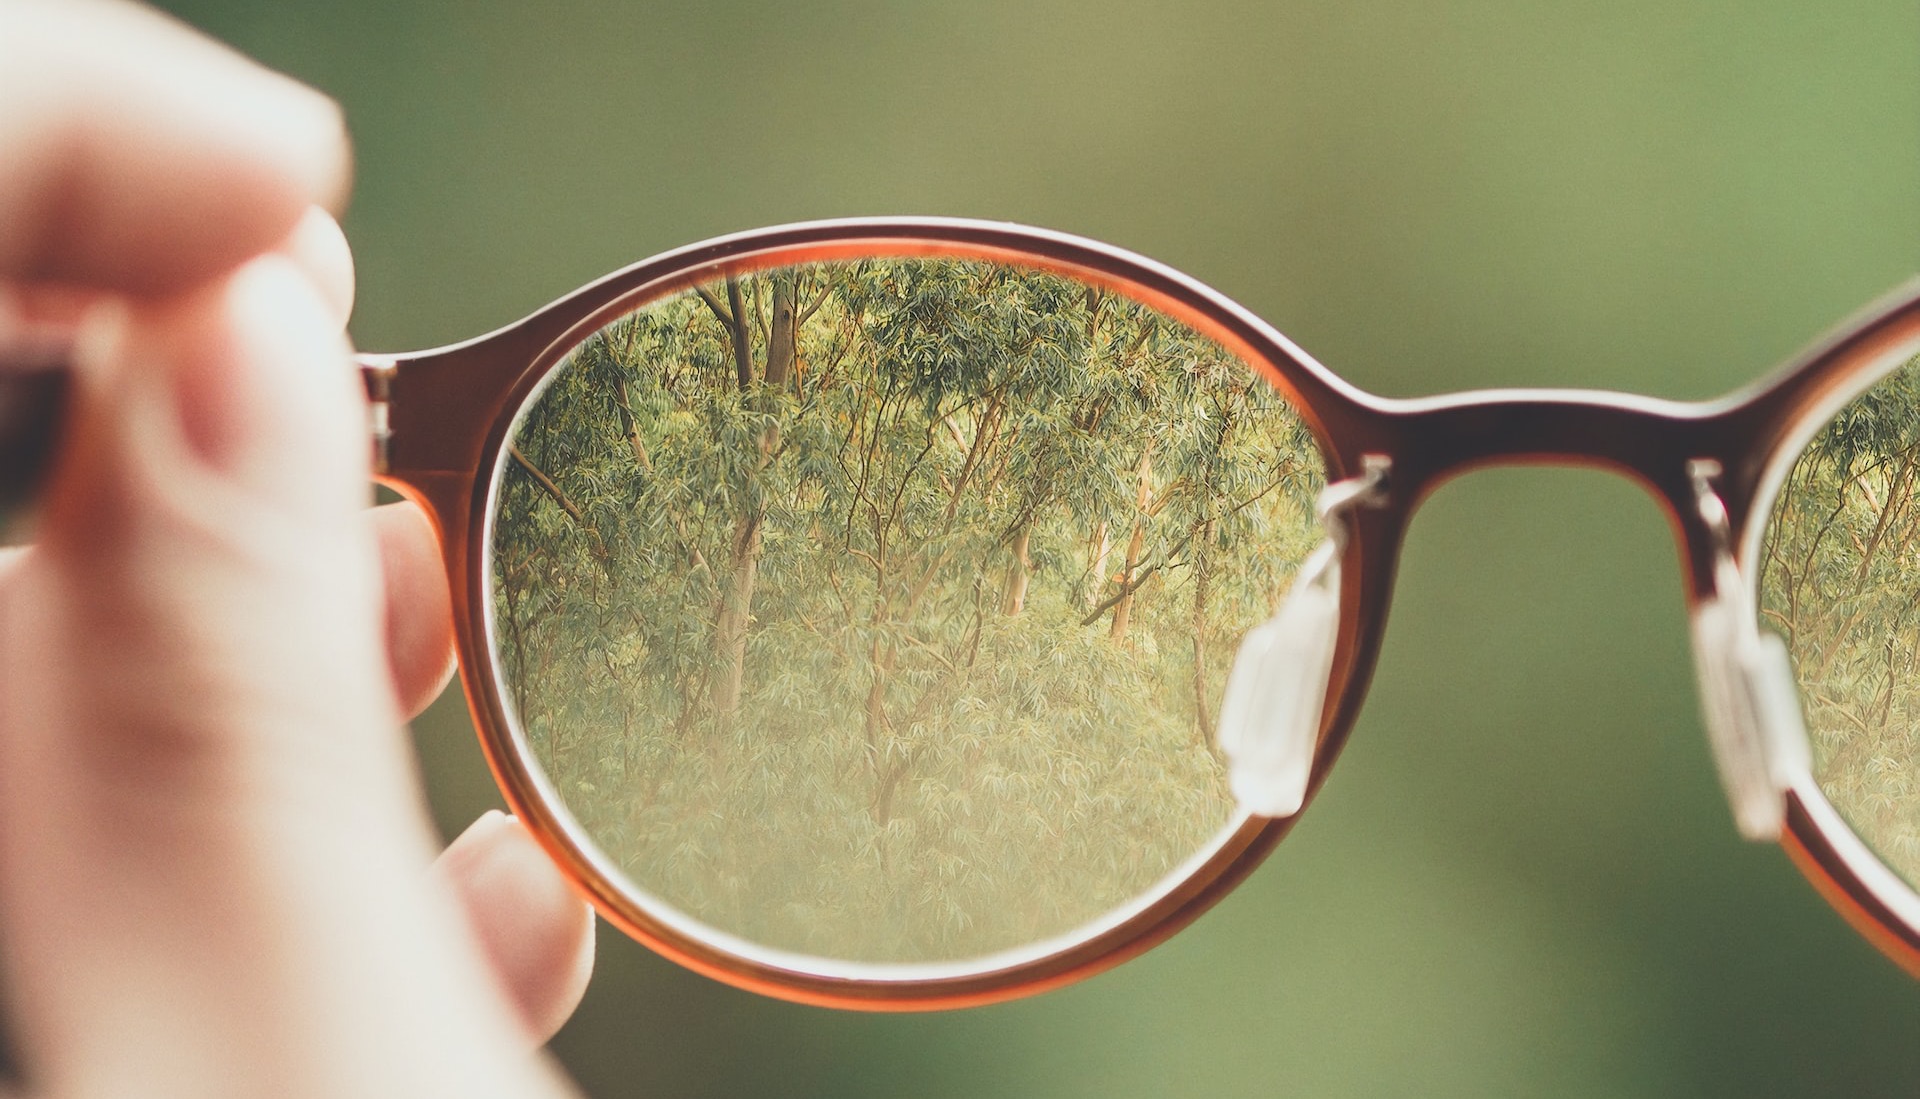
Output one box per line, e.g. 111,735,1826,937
1347,388,1810,841
1372,388,1705,475
1354,387,1741,594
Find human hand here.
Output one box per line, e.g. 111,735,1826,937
0,1,593,1094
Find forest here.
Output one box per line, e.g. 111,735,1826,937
1761,353,1920,886
489,257,1327,963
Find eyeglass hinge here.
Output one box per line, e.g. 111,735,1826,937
361,357,398,476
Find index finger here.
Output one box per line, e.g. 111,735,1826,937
0,0,350,296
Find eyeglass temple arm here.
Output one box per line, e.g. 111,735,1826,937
361,355,397,475
0,351,71,538
0,353,399,540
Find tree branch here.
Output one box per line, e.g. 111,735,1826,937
797,281,834,326
1081,563,1162,626
509,443,584,524
1077,527,1200,627
693,284,734,328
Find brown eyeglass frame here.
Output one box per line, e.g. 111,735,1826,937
357,216,1920,1011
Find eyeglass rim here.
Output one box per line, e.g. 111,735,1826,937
376,218,1389,1008
369,215,1920,1007
1734,286,1920,976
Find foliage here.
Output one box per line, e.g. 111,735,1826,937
491,258,1325,962
1761,353,1920,882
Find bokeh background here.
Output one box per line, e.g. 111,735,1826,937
155,1,1920,1095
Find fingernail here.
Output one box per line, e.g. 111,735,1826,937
442,811,537,888
170,256,352,488
444,809,513,855
280,207,356,328
284,87,353,215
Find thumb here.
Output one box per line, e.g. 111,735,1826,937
0,259,546,1095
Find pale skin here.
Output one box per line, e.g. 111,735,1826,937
0,1,595,1095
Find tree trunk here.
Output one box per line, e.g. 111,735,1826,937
701,271,817,720
1086,520,1111,607
1001,523,1032,615
711,509,762,717
1110,448,1154,640
703,274,768,719
864,638,900,823
1876,635,1898,727
766,274,797,389
873,755,908,829
757,280,793,460
613,379,653,471
1191,518,1216,749
725,276,752,390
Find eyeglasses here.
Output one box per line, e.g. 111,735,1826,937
9,217,1920,1009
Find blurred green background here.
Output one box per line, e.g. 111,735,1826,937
156,1,1920,1095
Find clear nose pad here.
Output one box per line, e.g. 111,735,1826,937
1217,542,1342,817
1218,457,1388,819
1687,460,1813,842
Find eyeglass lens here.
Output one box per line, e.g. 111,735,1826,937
1761,351,1920,885
485,257,1328,965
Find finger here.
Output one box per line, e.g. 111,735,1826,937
13,252,392,892
1,203,350,333
0,471,443,728
433,813,596,1044
0,202,354,545
278,206,355,327
373,500,457,719
0,260,543,1091
0,0,350,295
